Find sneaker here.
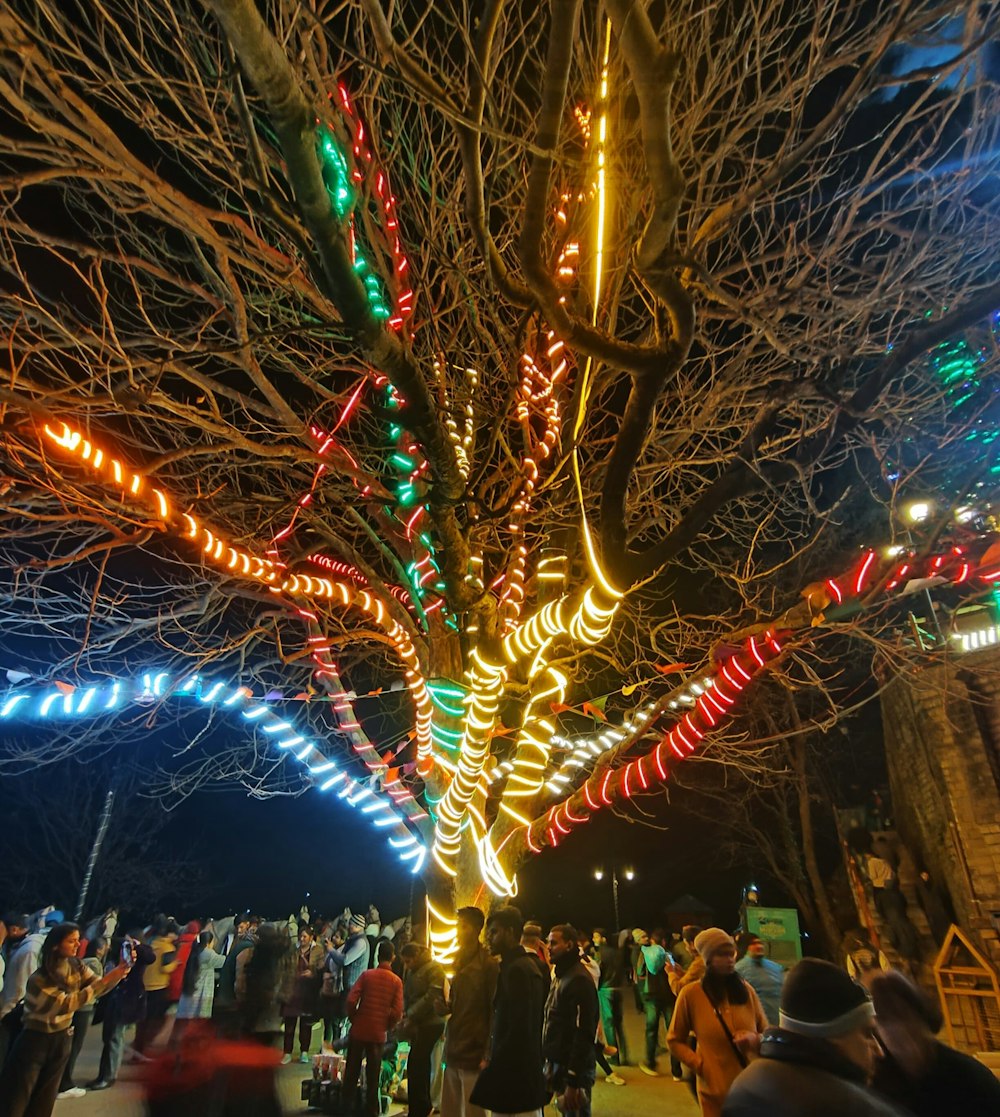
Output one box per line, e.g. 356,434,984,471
300,1052,311,1064
605,1074,626,1086
671,1075,684,1082
639,1064,659,1077
57,1087,87,1099
280,1054,293,1065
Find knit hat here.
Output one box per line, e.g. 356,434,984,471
43,910,65,927
693,927,735,962
349,913,366,933
631,927,647,943
779,958,875,1038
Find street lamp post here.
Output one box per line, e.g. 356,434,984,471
594,865,635,930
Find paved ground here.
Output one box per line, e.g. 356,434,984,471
55,1004,698,1117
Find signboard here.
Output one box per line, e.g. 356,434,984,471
746,905,802,967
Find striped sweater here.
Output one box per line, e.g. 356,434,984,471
23,958,100,1034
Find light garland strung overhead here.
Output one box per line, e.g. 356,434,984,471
0,671,427,871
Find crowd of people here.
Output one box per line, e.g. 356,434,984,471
0,901,998,1117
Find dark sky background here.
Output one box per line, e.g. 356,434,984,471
150,780,771,935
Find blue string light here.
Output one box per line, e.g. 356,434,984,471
0,673,426,873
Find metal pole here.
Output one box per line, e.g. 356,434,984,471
612,868,620,932
74,786,116,923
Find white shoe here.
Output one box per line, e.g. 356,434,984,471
639,1064,659,1077
300,1052,311,1064
280,1054,293,1065
605,1074,626,1086
57,1087,88,1099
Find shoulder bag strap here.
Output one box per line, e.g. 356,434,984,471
701,986,748,1068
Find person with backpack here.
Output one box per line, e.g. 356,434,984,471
634,928,681,1079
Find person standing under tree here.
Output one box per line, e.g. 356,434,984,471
470,906,549,1117
399,941,446,1117
667,928,767,1117
0,922,129,1117
438,907,497,1117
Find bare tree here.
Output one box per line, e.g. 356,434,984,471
1,0,999,949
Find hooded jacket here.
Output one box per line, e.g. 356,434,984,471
722,1028,910,1117
542,948,598,1091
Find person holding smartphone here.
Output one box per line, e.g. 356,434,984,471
0,922,129,1117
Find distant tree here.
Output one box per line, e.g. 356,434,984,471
0,756,205,919
0,0,998,949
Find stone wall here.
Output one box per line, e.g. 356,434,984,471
881,648,1000,968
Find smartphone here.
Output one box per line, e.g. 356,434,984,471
120,937,134,965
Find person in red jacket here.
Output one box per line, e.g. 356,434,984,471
167,922,201,1007
344,940,403,1117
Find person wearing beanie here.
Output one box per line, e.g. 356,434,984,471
870,969,1000,1117
667,928,766,1117
721,958,908,1117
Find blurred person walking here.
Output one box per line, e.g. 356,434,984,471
240,925,290,1046
667,928,766,1117
870,969,1000,1116
722,958,907,1117
133,917,179,1054
0,922,128,1117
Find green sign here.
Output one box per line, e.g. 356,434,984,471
746,906,802,967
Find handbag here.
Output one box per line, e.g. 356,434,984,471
321,971,338,998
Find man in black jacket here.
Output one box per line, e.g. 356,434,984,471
722,958,909,1117
543,925,598,1117
470,906,548,1117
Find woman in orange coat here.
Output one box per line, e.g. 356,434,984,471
667,928,767,1117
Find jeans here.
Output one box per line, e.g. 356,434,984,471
344,1037,383,1117
283,1015,316,1056
98,1018,126,1083
59,1010,94,1090
407,1025,444,1117
643,994,681,1077
0,1027,72,1117
597,987,628,1065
